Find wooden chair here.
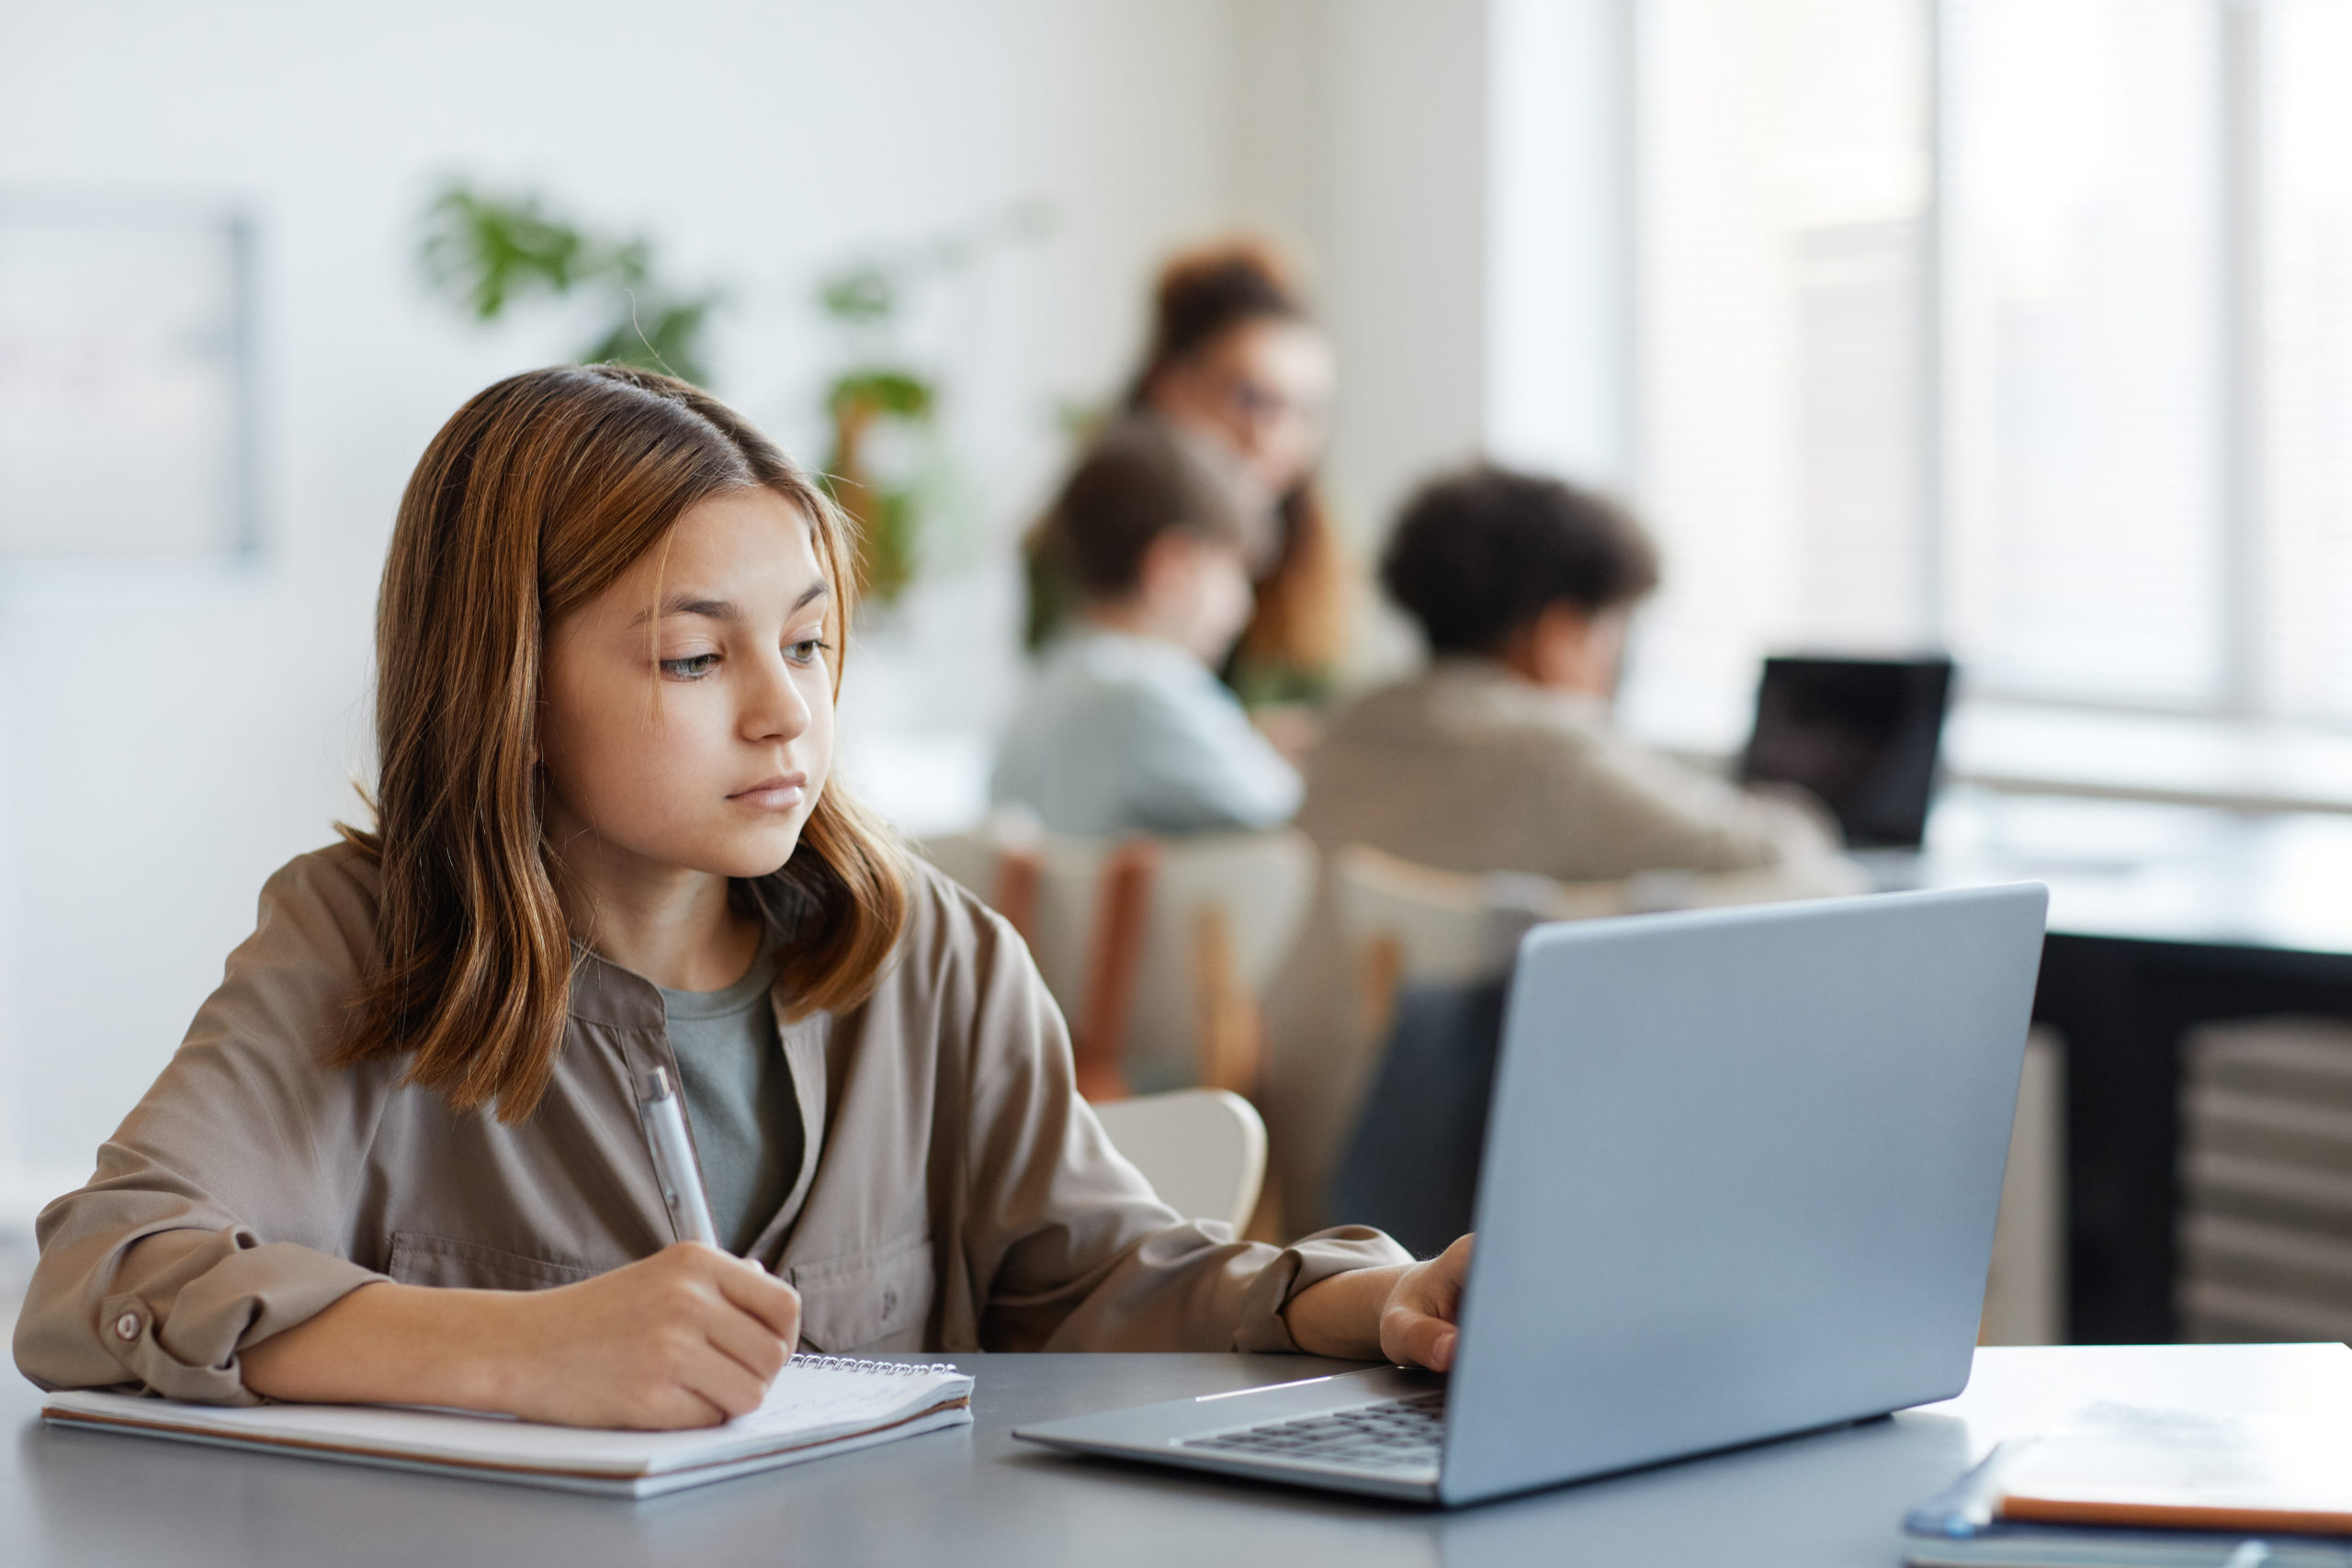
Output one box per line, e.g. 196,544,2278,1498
1092,1089,1268,1234
1329,846,1621,1044
919,819,1317,1103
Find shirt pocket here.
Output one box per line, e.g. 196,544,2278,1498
385,1232,603,1292
787,1230,936,1353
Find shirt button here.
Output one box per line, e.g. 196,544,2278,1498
114,1312,141,1342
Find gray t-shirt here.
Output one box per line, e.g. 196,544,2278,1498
657,947,803,1257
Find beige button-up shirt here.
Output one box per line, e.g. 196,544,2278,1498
13,845,1406,1403
1297,658,1840,880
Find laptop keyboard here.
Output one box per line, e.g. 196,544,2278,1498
1181,1391,1445,1472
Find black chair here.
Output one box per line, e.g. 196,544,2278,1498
1325,976,1510,1259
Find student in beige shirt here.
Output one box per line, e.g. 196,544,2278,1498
1298,466,1839,881
13,367,1466,1428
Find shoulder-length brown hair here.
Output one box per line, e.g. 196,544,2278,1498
337,364,908,1122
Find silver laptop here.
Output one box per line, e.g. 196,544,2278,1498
1013,884,2048,1506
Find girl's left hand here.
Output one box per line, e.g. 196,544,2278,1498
1376,1235,1473,1371
1283,1234,1474,1371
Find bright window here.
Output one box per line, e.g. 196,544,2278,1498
1632,0,1931,704
2267,0,2352,719
1625,0,2352,723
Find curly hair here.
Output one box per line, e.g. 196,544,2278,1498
1381,466,1660,654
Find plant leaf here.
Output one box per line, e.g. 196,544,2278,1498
826,369,933,420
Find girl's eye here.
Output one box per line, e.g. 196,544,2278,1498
786,637,831,666
660,653,720,680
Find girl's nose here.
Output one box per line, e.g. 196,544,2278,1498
743,651,812,741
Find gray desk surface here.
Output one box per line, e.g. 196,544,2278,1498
6,1342,2346,1567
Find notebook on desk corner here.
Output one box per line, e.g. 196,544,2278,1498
1904,1403,2352,1568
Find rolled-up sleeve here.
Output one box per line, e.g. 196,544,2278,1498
956,903,1409,1353
21,1226,385,1404
12,853,395,1402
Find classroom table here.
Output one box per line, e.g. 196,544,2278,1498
4,1342,2346,1567
1900,790,2352,1341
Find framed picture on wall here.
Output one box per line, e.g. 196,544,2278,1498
0,198,258,558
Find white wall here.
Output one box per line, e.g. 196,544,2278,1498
0,0,1242,1202
1282,0,1497,546
1227,0,1632,677
1486,0,1634,490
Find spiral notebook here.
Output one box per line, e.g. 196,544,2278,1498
41,1354,975,1498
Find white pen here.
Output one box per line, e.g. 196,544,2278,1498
636,1066,723,1250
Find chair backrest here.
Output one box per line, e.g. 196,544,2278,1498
1125,829,1316,1095
914,829,1006,920
1329,845,1623,987
1091,1089,1267,1234
920,821,1098,1005
1327,845,1627,1045
918,819,1317,1098
1330,843,1872,1002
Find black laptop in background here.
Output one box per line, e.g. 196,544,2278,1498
1737,655,1955,850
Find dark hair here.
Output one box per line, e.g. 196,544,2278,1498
1126,239,1304,402
1046,420,1243,598
337,365,907,1122
1380,466,1660,655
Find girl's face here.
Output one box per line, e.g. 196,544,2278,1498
1149,317,1334,498
537,486,835,885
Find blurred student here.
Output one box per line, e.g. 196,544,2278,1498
991,420,1302,837
15,367,1466,1423
1297,467,1839,880
1031,240,1347,711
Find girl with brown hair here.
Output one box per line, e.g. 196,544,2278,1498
14,366,1466,1428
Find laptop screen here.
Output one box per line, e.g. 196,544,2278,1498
1736,655,1954,850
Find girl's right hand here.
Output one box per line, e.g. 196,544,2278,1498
240,1241,803,1427
486,1243,803,1429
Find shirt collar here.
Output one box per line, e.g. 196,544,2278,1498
561,886,803,1031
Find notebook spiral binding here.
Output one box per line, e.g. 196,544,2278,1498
787,1353,961,1377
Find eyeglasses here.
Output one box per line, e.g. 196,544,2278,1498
1217,376,1328,434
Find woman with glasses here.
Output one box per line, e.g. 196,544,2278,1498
1029,241,1347,720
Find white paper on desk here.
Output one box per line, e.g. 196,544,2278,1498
43,1359,974,1483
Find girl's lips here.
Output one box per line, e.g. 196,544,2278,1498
729,774,808,811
